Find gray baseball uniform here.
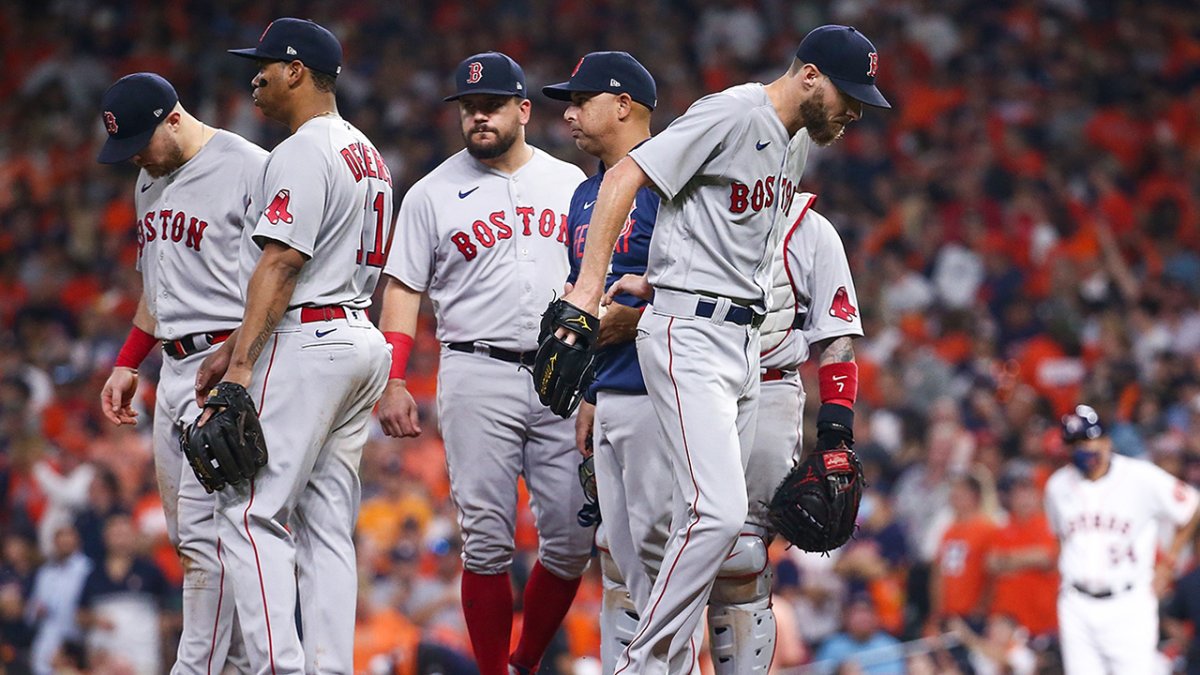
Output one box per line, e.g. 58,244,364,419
221,115,392,675
135,129,265,675
615,83,812,672
384,146,592,579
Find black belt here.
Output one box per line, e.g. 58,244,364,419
695,299,765,328
162,330,233,360
447,342,536,366
1071,582,1133,599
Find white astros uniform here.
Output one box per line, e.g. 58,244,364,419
384,147,593,580
1045,454,1199,674
220,115,393,675
616,83,812,673
135,129,265,675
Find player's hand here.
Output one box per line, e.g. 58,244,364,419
378,379,422,438
101,367,140,426
556,286,601,346
575,401,595,456
604,274,653,304
597,303,642,348
195,338,235,406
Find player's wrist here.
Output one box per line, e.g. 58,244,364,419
114,326,157,369
384,331,414,380
818,362,858,409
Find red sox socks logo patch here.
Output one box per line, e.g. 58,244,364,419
829,287,858,322
264,189,295,224
467,62,483,84
104,111,118,135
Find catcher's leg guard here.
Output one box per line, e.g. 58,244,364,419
599,546,639,675
707,526,775,675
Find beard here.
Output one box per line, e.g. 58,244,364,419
142,137,186,178
464,124,519,160
799,90,845,147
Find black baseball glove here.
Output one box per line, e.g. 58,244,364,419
576,454,601,528
767,404,863,552
531,299,598,418
181,382,268,493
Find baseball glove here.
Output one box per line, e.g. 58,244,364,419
531,299,598,418
767,403,863,552
576,454,601,527
181,382,268,493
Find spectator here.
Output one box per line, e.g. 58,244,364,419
25,524,91,675
947,614,1037,675
812,595,906,675
0,578,35,674
77,514,170,675
405,536,467,650
987,467,1058,636
929,473,999,630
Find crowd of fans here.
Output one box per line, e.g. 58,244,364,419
1,0,1199,673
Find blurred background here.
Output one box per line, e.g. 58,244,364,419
0,0,1198,673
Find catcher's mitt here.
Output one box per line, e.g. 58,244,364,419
181,382,268,493
767,447,864,552
531,299,598,418
576,454,601,527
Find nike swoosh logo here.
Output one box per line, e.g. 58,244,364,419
458,186,480,199
583,200,596,210
755,140,771,151
832,375,848,381
140,183,153,192
315,328,337,338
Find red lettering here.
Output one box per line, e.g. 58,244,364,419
144,211,157,240
186,218,208,251
516,206,535,235
136,219,146,257
472,219,496,247
371,147,390,186
490,211,512,240
450,231,477,260
557,213,568,244
765,176,776,208
170,212,186,242
158,210,173,240
359,143,378,179
573,223,589,260
340,148,364,181
729,182,749,213
750,180,765,211
538,209,556,237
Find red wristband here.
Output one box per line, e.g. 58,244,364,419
115,326,157,369
384,331,415,380
818,362,858,408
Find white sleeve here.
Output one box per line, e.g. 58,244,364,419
251,138,330,257
383,182,438,292
628,93,745,200
787,208,865,344
1145,462,1200,527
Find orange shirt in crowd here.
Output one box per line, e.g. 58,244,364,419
936,514,999,617
354,607,420,675
989,511,1059,635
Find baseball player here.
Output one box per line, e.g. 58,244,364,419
542,52,692,673
97,72,262,675
605,191,865,672
1046,405,1200,674
211,19,393,673
556,25,889,670
375,52,591,675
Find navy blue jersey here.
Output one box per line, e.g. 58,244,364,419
566,162,658,397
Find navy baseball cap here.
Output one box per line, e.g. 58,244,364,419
228,18,342,77
97,73,179,164
543,51,657,110
796,25,891,109
445,52,526,101
1062,404,1105,442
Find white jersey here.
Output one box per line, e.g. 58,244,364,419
1046,454,1199,590
385,147,584,352
241,115,395,309
135,130,267,339
761,193,864,370
630,83,811,310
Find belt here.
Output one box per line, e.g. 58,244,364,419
162,330,233,360
761,368,793,382
299,305,348,323
1071,582,1133,599
447,342,536,366
695,299,765,328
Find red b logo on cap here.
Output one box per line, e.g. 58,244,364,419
867,52,878,78
466,62,483,84
103,111,118,135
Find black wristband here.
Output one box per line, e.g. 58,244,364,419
816,402,854,448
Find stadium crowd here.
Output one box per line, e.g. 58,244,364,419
1,0,1199,673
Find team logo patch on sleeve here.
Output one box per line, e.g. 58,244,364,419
264,189,294,225
829,286,858,322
